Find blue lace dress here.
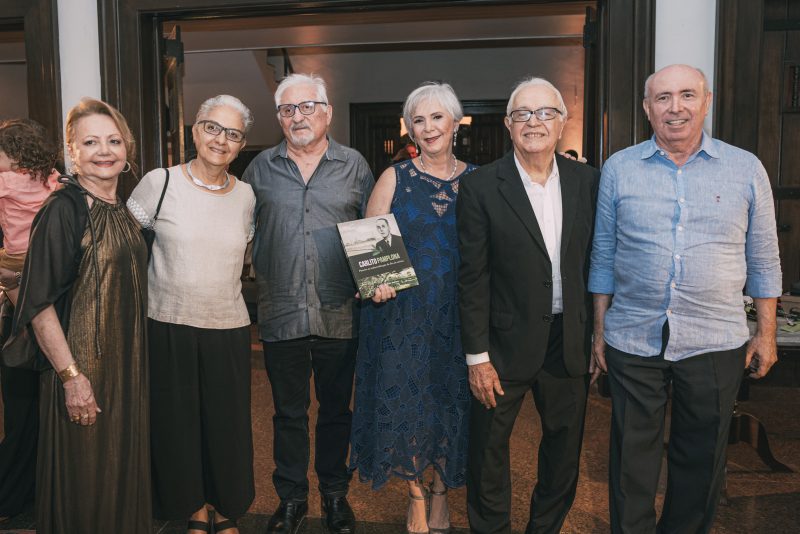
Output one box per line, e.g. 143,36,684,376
350,159,478,489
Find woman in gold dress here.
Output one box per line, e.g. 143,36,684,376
11,98,151,533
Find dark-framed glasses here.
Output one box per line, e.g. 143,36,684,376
277,101,328,118
509,107,563,122
196,120,245,143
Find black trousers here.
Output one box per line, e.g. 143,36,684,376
148,319,254,520
262,336,357,502
467,316,589,534
606,333,746,534
0,364,38,517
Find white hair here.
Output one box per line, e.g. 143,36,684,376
506,77,568,120
402,82,464,141
196,94,254,133
274,73,329,107
643,64,710,99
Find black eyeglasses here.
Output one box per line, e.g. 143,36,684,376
508,107,563,122
196,120,245,143
277,101,328,118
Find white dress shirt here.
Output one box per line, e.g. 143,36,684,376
466,155,563,366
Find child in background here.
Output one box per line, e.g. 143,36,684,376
0,119,60,305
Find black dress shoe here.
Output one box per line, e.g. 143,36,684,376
266,500,308,534
321,495,356,534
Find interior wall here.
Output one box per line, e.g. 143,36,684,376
655,0,717,132
182,44,586,156
0,42,27,120
57,0,102,165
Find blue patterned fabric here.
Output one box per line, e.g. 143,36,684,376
349,160,478,489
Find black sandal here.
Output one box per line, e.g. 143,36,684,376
214,518,238,533
187,518,211,533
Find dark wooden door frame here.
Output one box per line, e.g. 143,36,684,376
97,0,654,180
2,0,61,140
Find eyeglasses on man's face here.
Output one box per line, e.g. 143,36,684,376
196,120,245,143
508,107,563,122
277,101,328,118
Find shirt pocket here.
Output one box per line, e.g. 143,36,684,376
691,183,749,241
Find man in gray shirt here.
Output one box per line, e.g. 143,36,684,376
242,73,373,534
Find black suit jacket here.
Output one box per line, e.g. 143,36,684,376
457,152,599,381
373,234,404,256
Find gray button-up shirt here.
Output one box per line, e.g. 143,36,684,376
242,137,374,341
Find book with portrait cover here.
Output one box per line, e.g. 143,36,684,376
337,214,419,298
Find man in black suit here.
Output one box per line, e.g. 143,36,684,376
457,77,599,534
372,217,404,256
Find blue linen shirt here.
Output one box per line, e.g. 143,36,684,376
588,134,782,361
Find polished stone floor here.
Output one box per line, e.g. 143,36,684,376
1,339,798,533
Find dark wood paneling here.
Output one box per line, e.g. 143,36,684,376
717,0,800,289
2,0,61,140
715,0,764,153
602,0,654,158
757,0,786,183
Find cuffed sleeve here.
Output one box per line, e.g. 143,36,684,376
588,161,618,295
744,160,782,298
466,352,491,366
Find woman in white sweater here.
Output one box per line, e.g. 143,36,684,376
127,95,256,534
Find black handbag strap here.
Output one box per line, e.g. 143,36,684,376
152,168,170,224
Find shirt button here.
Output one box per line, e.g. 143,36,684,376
675,254,681,260
659,151,665,156
307,279,312,284
677,169,682,175
677,225,684,231
667,309,673,315
671,282,676,288
305,231,310,235
679,197,685,203
305,208,310,213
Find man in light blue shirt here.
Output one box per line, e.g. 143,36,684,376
589,64,781,533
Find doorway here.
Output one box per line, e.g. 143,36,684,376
156,4,590,183
0,0,60,139
97,0,655,196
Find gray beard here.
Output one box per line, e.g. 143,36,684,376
288,127,315,147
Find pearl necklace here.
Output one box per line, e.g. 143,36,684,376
187,160,230,191
419,154,458,180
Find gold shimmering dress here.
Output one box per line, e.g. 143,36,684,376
35,198,151,534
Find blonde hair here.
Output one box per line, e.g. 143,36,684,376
65,97,137,174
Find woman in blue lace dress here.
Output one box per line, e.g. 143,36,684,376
350,82,477,534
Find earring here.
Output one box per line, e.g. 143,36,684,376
453,130,458,147
122,161,132,173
